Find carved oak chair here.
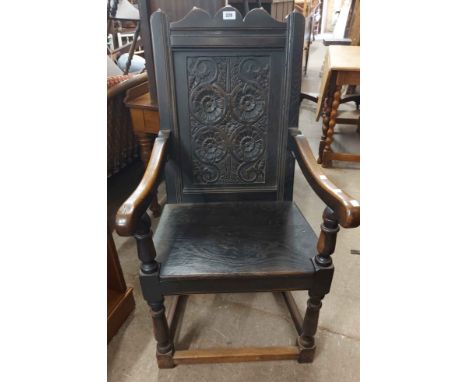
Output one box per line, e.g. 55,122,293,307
115,5,360,368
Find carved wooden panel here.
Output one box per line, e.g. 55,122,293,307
187,55,271,185
152,6,304,202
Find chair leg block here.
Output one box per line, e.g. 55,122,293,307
297,339,316,363
156,350,176,369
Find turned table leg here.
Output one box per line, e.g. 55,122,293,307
321,85,342,168
318,97,330,164
136,132,163,217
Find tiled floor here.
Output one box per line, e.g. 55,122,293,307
108,42,360,382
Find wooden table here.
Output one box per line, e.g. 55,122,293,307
124,82,163,215
316,46,360,167
124,81,160,162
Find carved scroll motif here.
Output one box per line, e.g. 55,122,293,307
187,56,270,185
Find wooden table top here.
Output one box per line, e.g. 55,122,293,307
316,46,360,120
328,46,360,71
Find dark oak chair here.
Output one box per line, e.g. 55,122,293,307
115,5,359,368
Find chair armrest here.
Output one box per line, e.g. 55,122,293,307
107,72,148,100
115,130,170,236
288,128,360,228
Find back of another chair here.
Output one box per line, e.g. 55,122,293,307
152,6,304,203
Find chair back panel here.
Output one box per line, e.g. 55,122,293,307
152,6,304,203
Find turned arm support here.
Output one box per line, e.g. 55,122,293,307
288,128,360,228
115,130,170,236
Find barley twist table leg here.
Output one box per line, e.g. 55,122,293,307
317,97,330,164
322,86,342,168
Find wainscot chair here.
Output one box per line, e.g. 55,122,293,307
115,5,360,368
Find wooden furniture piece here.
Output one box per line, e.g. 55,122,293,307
107,73,147,177
132,1,227,214
138,0,272,105
124,78,161,162
271,0,294,21
124,77,163,215
131,2,274,214
346,0,360,45
322,36,351,46
316,45,360,167
108,226,135,343
300,90,360,134
108,0,141,75
115,6,359,368
230,1,273,16
303,0,322,75
138,0,226,104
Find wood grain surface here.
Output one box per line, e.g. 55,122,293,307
155,201,318,279
173,346,299,364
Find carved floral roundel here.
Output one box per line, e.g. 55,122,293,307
191,84,226,124
231,125,265,163
193,127,227,164
231,83,266,123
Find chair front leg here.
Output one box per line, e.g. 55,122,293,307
297,292,324,363
135,213,175,368
298,207,339,363
150,298,175,369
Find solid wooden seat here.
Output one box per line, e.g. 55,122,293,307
154,202,318,293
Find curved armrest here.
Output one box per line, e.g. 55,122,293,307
288,128,360,228
115,130,170,236
107,72,148,100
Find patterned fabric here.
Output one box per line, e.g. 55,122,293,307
107,74,133,90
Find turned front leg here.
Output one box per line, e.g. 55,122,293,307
298,207,339,363
297,292,324,363
150,298,175,369
135,213,174,368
